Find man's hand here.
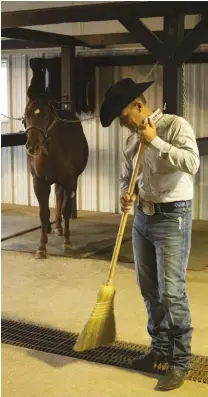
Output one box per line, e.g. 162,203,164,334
120,192,136,213
139,118,156,145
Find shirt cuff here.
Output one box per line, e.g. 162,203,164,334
150,136,171,153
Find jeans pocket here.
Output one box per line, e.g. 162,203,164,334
162,208,186,222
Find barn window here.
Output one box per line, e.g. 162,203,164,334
1,58,9,122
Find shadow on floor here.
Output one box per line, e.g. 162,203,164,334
2,212,208,270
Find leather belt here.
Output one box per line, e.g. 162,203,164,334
139,199,192,216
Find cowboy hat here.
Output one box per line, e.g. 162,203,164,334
100,78,154,127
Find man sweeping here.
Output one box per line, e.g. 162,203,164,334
100,78,200,391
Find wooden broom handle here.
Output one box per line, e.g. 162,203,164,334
107,142,145,285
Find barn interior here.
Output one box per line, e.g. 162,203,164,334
1,1,208,396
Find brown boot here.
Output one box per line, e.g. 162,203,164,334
132,350,168,372
156,369,188,390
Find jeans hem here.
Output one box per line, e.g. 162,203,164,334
168,364,190,371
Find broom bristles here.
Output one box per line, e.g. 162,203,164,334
73,284,116,352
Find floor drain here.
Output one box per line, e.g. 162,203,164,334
2,318,208,384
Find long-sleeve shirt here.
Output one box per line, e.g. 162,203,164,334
119,110,200,203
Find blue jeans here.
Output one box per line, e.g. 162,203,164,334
132,204,193,370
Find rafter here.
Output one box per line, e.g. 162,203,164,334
173,14,208,65
2,2,207,29
119,18,166,64
1,28,90,48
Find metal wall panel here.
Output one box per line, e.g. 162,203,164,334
98,67,117,213
185,64,208,220
80,115,98,211
11,55,28,205
1,56,13,203
1,147,12,204
1,52,207,220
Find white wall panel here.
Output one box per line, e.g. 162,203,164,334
98,67,116,213
185,63,208,220
11,55,28,205
1,147,12,203
1,56,13,204
1,77,12,204
80,115,98,211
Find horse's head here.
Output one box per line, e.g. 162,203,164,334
24,94,53,156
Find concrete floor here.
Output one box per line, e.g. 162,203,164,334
1,204,133,260
2,204,208,270
2,250,208,397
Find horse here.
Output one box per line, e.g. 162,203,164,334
24,92,89,259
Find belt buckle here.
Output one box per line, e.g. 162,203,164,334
142,200,155,216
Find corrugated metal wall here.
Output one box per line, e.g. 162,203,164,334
185,64,208,220
1,52,208,219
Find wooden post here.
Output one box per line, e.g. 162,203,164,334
61,46,77,219
163,15,184,115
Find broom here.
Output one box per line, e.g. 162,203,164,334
73,142,145,352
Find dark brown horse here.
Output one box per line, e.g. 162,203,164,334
24,93,89,259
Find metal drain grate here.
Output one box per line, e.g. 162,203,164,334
2,318,208,384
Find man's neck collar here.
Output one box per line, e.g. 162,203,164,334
144,109,163,124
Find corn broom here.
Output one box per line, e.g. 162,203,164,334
73,142,145,352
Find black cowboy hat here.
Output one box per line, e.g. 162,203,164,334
100,78,154,127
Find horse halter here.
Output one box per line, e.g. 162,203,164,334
24,101,57,139
24,100,81,150
25,118,57,139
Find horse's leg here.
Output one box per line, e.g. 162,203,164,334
62,189,74,254
54,183,64,236
33,177,51,259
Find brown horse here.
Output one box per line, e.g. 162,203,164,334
24,94,89,259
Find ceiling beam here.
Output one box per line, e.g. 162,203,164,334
2,2,207,28
1,27,90,48
81,51,208,67
119,18,166,64
1,39,56,50
2,29,208,51
1,44,207,65
75,29,208,46
173,14,208,65
162,15,184,116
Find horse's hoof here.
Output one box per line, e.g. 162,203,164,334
54,228,63,236
62,243,72,255
35,250,47,259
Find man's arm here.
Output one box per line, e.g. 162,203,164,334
119,142,139,213
119,146,133,197
150,117,200,175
